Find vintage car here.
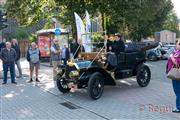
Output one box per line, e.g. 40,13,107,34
56,42,157,100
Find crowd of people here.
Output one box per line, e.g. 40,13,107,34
0,38,86,83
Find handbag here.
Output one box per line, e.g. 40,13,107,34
167,65,180,80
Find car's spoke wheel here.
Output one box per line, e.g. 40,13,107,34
88,72,104,100
136,64,151,87
56,76,70,93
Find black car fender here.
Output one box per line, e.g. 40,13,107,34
87,67,116,86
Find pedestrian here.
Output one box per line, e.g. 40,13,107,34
61,44,70,65
1,42,17,84
77,39,85,55
0,39,5,53
0,38,5,59
166,40,180,113
106,35,114,52
11,38,22,78
70,39,79,59
51,39,61,80
113,33,125,55
26,42,41,83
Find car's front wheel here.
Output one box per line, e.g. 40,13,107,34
136,64,151,87
88,72,104,100
56,76,70,93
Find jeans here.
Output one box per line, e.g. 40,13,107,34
172,80,180,110
62,58,67,65
3,63,15,83
15,60,22,77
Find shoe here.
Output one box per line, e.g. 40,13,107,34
28,78,33,83
12,82,17,84
2,82,7,85
36,78,40,82
16,75,22,78
172,109,180,113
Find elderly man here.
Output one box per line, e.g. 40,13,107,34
1,42,17,84
51,39,61,80
26,42,41,82
11,38,22,78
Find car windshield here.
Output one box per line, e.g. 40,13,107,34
76,61,92,69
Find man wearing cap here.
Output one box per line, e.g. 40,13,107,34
113,34,125,55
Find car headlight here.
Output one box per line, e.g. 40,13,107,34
69,70,79,79
67,59,74,67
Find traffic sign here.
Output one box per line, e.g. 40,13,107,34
54,28,61,35
0,10,8,30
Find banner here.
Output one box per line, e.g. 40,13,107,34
84,10,92,52
38,36,51,57
86,10,91,33
74,12,85,40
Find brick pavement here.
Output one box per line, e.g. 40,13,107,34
0,59,180,120
0,78,105,120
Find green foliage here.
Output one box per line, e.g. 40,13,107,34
92,33,104,42
28,34,37,43
163,11,180,38
5,0,177,41
2,28,30,41
15,28,29,40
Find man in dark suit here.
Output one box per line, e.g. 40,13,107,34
113,33,125,55
62,44,70,65
70,39,79,59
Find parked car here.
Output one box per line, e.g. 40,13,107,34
160,44,176,59
146,43,175,61
146,45,162,61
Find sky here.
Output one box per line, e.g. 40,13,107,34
172,0,180,19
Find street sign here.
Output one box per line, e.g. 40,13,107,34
54,28,61,35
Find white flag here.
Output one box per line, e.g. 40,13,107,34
74,12,85,40
86,10,91,32
83,10,92,52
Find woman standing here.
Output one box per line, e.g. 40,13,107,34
166,40,180,113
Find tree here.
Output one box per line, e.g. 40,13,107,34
5,0,175,41
163,11,180,38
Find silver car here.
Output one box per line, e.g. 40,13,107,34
160,44,176,59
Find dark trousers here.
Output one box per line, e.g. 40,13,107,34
3,63,15,83
62,58,67,65
172,80,180,110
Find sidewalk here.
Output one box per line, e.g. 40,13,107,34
0,59,51,79
0,60,180,120
0,58,29,79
